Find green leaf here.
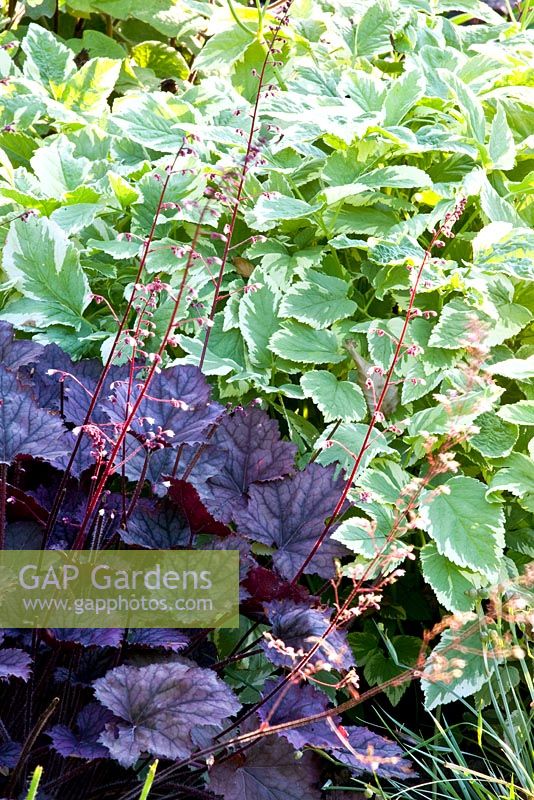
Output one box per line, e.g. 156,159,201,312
472,225,534,282
268,322,344,364
244,193,322,233
358,462,411,505
408,385,496,437
332,503,396,559
422,621,499,710
194,26,255,73
364,635,422,706
279,270,357,329
176,314,245,376
487,453,534,512
131,41,189,79
470,411,518,458
497,401,534,426
322,166,431,204
108,172,140,208
111,92,194,152
479,176,524,226
29,136,91,199
315,422,393,474
444,71,485,143
419,476,505,579
355,0,396,58
489,103,515,171
489,357,534,380
420,543,482,613
50,203,100,234
384,68,426,126
300,370,366,423
21,23,75,94
238,285,279,368
1,216,90,330
428,299,489,349
56,58,121,115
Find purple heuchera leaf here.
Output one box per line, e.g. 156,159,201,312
29,345,105,425
121,440,226,493
51,431,97,478
31,484,121,549
258,682,414,779
127,629,189,651
120,497,191,549
49,703,115,760
93,661,241,767
104,365,223,447
0,321,42,371
191,408,297,523
5,521,43,549
209,716,321,800
54,649,116,686
234,462,347,579
258,680,335,750
330,726,415,779
0,741,22,769
0,365,69,465
0,648,32,681
50,629,124,648
263,600,354,672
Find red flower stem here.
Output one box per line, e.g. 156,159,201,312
198,10,290,370
291,225,443,584
43,147,185,546
72,207,210,549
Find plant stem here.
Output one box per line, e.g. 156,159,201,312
291,221,447,584
198,5,290,370
44,147,185,546
25,766,43,800
7,698,59,798
139,760,158,800
0,463,7,550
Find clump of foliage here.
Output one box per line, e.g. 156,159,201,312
0,0,533,798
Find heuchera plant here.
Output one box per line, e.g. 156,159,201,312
0,0,533,798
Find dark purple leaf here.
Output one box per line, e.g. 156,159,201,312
29,345,105,425
50,629,124,648
104,365,223,447
168,479,231,537
0,741,22,769
192,408,297,523
234,463,347,580
258,680,335,750
0,365,69,465
127,629,190,651
209,717,321,800
51,431,97,478
32,482,121,548
0,648,32,681
48,703,115,760
263,600,354,672
120,497,191,548
257,682,414,779
242,566,311,609
330,726,415,779
5,521,43,549
54,649,116,686
93,661,241,766
0,321,42,370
